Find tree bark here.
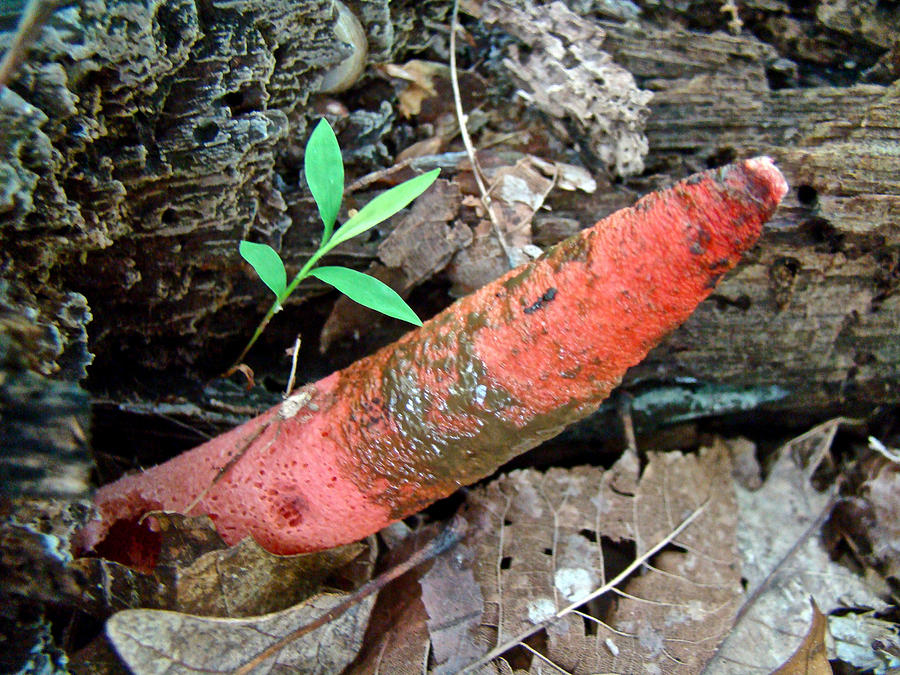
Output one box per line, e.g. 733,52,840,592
1,0,897,436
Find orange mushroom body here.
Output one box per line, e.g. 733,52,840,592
79,158,788,561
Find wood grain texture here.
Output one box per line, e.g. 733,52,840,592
1,0,896,426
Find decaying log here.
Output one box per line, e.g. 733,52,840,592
0,0,897,434
594,20,900,412
0,0,352,373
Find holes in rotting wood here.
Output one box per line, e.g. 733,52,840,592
765,59,797,90
500,556,512,570
706,147,736,169
161,208,177,225
854,351,877,366
872,249,900,312
796,184,818,206
802,217,844,253
193,121,219,144
219,85,266,116
711,293,752,312
769,256,801,310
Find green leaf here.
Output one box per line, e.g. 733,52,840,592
305,118,344,243
311,266,423,326
326,168,440,250
239,241,287,298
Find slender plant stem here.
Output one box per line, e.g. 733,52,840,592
0,0,61,90
448,0,517,268
225,247,328,376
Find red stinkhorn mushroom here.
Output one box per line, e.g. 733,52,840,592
79,158,788,560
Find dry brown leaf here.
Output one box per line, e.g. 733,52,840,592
377,179,469,282
550,161,597,194
437,443,742,673
486,160,554,250
707,419,891,673
396,136,444,162
106,592,375,675
861,456,900,581
345,570,430,675
829,611,900,671
770,599,832,675
71,512,364,617
346,527,437,675
825,445,900,584
448,156,555,293
420,543,487,672
381,60,448,118
719,436,763,490
176,532,365,618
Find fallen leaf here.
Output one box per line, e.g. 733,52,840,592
447,156,555,293
345,571,430,675
396,135,444,162
707,419,891,673
420,542,487,673
770,599,832,675
345,526,436,675
718,435,763,490
176,532,365,618
381,60,448,118
441,443,742,673
529,156,597,193
829,611,900,672
70,512,364,617
825,446,900,584
106,592,376,675
377,179,469,282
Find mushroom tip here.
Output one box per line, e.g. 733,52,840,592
745,156,789,202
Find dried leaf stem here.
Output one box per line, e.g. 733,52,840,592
459,501,708,673
449,0,516,268
715,490,836,648
231,516,467,675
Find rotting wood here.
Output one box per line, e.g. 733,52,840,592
0,1,897,427
595,19,900,411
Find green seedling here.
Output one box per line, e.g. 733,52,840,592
230,118,439,371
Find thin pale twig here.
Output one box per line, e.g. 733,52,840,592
449,0,516,268
284,334,302,396
617,391,637,455
0,0,60,89
519,643,574,674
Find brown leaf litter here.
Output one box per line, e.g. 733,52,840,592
707,419,892,674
